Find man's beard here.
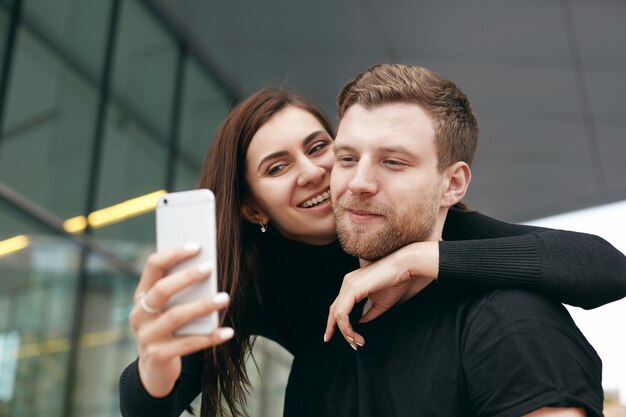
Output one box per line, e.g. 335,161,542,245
334,188,440,261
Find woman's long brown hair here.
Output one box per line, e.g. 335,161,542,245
196,88,334,417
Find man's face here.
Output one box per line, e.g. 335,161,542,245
331,103,446,261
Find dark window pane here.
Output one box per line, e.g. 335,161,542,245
178,58,231,167
95,0,176,254
110,0,177,138
0,28,98,219
173,157,199,192
22,0,112,82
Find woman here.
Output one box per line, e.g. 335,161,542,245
119,88,626,417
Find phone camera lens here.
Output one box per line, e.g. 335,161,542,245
163,198,168,205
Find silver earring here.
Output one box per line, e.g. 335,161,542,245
259,222,267,233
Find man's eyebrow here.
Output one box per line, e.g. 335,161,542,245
333,143,357,153
256,130,328,174
378,146,416,156
333,144,416,157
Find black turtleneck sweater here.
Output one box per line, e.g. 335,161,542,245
119,209,626,417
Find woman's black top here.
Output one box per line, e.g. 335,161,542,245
119,209,626,417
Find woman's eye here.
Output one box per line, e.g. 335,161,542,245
267,164,287,175
308,141,330,155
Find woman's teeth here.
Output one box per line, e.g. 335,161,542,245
301,191,330,208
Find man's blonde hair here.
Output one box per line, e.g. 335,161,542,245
337,64,479,171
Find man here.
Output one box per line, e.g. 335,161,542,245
283,64,602,417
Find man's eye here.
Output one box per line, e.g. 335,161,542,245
337,155,356,164
384,159,404,167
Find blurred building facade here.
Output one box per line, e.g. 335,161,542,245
0,1,290,416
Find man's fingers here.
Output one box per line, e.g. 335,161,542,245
135,244,201,300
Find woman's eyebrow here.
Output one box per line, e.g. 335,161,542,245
256,150,288,174
302,130,328,148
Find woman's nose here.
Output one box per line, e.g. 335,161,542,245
297,159,326,187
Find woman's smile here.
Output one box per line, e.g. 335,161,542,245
298,189,331,208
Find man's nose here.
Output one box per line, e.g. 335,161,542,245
347,161,378,196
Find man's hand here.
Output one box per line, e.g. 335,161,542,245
324,241,439,349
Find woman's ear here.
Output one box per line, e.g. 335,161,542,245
441,162,471,208
241,199,269,225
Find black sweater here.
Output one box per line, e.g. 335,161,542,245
119,209,626,417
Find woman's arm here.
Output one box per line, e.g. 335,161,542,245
440,210,626,309
119,353,202,417
324,209,626,347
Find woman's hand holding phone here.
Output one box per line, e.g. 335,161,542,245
129,244,234,398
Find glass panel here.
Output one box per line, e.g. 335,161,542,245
0,198,80,416
110,0,177,139
94,0,177,256
0,27,98,220
94,101,165,256
178,58,231,167
22,0,111,82
173,157,199,192
97,103,168,208
71,252,138,417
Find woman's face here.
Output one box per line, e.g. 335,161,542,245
243,105,337,245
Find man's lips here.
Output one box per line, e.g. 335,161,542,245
345,209,383,223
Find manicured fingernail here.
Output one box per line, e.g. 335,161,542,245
323,333,327,342
355,340,364,347
350,342,358,351
213,292,229,306
347,336,354,343
218,328,234,340
198,262,212,273
184,242,200,252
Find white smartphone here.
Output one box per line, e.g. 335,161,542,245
156,189,218,335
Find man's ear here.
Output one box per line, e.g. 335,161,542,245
441,161,471,208
241,199,269,225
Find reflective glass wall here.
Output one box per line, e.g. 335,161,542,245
0,1,286,416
